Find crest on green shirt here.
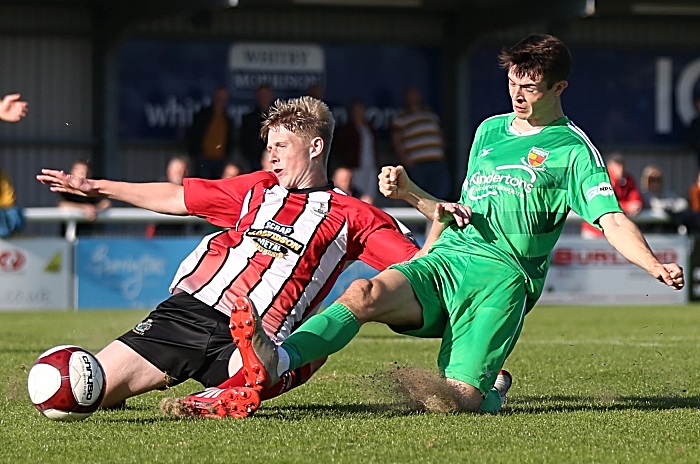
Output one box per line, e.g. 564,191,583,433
527,147,549,168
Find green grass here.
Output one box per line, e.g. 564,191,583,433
2,305,700,463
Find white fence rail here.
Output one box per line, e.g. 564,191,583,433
23,207,675,242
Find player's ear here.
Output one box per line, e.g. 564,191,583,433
309,136,324,160
553,80,568,96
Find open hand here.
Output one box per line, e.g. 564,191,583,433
36,169,96,197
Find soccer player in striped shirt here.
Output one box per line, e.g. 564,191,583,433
37,96,451,418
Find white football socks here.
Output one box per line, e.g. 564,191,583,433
277,346,290,377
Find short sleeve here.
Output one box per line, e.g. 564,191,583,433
567,146,622,226
346,201,419,270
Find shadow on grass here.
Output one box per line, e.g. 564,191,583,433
94,402,421,423
257,395,700,419
93,395,700,423
505,395,700,414
98,415,183,424
255,402,424,420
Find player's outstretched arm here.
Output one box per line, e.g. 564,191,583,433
37,169,188,215
0,94,28,122
378,165,446,219
599,212,684,290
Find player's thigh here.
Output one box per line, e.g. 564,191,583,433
96,340,167,398
439,258,527,395
388,252,464,337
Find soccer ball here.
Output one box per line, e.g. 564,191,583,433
27,345,106,421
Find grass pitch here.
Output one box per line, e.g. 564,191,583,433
2,305,700,463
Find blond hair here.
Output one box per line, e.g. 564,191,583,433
260,96,335,162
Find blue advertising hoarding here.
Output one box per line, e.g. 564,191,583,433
120,39,700,148
75,238,201,309
118,40,443,140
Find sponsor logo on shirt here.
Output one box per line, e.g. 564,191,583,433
246,220,304,258
585,182,614,201
466,163,536,200
312,202,329,217
478,148,493,157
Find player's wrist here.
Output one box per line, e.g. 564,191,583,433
87,179,107,197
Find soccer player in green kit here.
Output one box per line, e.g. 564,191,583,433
216,33,686,416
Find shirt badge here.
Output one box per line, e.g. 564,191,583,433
527,147,549,168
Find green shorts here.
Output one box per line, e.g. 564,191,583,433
390,251,527,395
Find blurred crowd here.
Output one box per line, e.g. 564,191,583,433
179,83,448,209
4,83,447,237
7,84,700,239
581,152,700,238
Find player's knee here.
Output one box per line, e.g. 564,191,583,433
446,378,484,412
339,278,384,321
339,278,374,306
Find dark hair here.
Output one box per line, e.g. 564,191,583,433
498,34,572,88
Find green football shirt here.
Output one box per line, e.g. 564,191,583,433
432,113,622,309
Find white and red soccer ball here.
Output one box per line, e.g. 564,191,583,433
27,345,106,421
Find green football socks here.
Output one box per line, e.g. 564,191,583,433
479,388,504,413
281,303,360,371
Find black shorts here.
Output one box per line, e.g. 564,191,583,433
117,292,236,388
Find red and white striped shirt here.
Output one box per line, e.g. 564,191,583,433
170,171,418,341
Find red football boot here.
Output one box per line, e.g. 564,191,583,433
161,386,261,419
229,296,280,390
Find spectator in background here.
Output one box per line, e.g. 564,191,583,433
391,86,450,200
333,99,379,203
688,168,700,212
58,160,111,236
0,93,28,237
332,166,373,204
146,155,190,237
306,83,325,101
684,95,700,166
0,167,23,237
240,84,273,172
640,165,687,215
187,86,233,179
581,153,642,239
164,155,189,185
0,94,28,122
639,165,689,233
221,160,242,179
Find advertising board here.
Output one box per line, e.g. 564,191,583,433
0,238,71,310
75,238,201,309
